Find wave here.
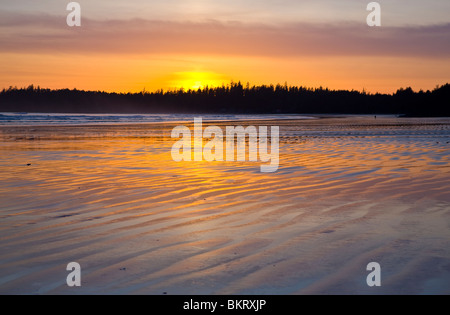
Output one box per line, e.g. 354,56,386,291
0,112,315,126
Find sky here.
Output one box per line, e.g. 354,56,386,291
0,0,449,93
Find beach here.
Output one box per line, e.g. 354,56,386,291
0,116,449,294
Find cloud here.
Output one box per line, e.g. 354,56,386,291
1,12,449,58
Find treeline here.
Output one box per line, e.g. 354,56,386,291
0,82,449,116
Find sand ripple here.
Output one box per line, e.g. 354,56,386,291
0,116,449,294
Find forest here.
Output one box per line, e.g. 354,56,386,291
1,82,449,116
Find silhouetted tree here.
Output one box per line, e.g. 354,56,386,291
0,83,449,116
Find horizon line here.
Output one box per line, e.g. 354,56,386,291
3,81,449,96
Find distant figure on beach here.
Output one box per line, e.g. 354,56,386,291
374,115,377,119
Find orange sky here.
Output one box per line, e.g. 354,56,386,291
1,2,449,94
2,52,448,94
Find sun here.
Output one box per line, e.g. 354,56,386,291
192,81,203,90
173,71,228,90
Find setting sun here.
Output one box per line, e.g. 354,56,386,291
172,71,230,90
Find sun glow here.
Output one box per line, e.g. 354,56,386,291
172,71,229,90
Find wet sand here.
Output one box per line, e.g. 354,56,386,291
0,116,450,294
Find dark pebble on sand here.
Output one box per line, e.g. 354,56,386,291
26,164,31,166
